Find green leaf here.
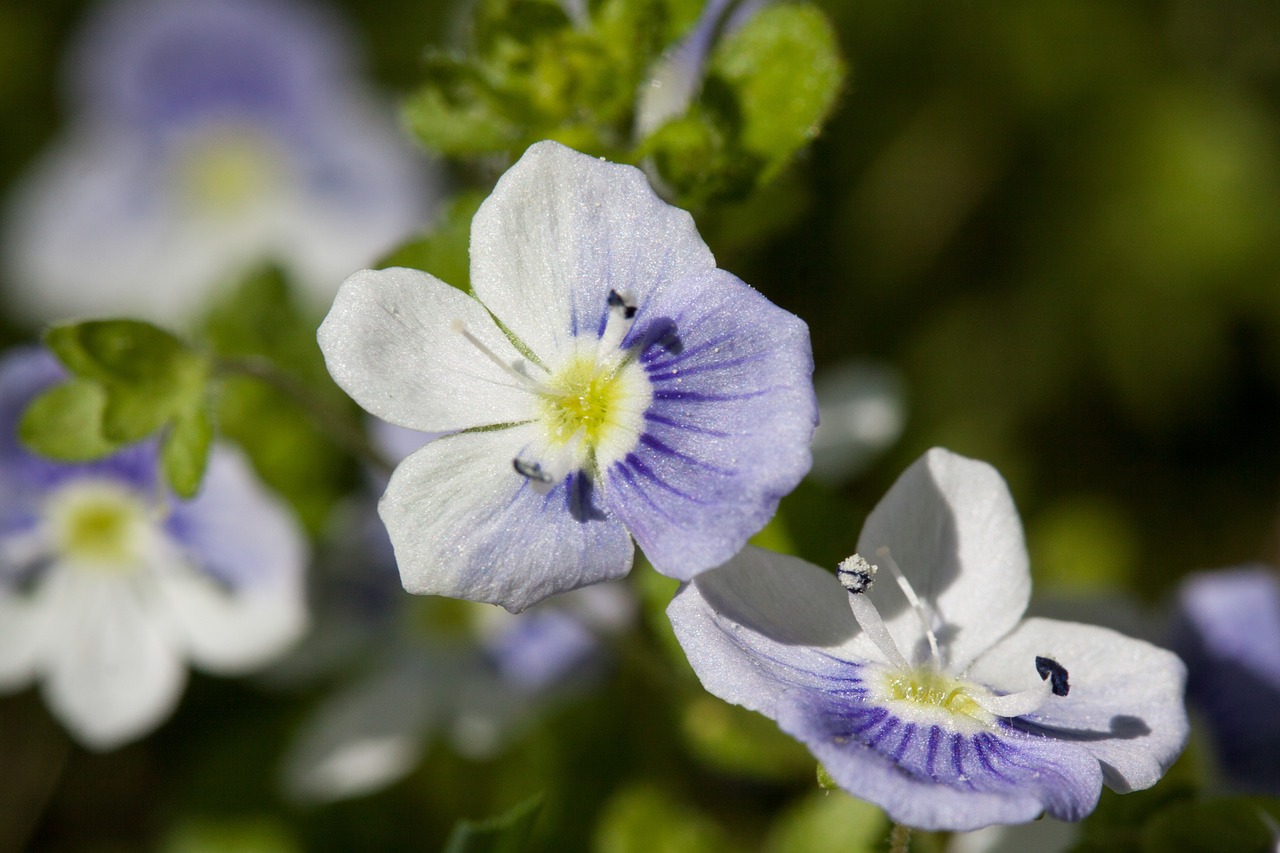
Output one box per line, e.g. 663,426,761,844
764,790,886,853
681,694,814,781
594,786,739,853
43,319,210,444
442,794,543,853
18,380,116,461
403,58,522,156
162,408,213,499
708,3,844,180
378,191,487,291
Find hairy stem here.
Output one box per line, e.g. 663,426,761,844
889,823,912,853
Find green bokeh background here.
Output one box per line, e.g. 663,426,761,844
2,0,1279,850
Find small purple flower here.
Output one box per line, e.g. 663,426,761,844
319,141,815,612
0,349,308,749
668,448,1188,831
4,0,430,325
1172,566,1280,794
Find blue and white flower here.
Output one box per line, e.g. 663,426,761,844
1172,565,1280,794
4,0,430,325
668,448,1188,831
318,140,815,612
0,349,308,750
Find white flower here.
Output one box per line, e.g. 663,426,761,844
0,349,308,749
669,448,1189,831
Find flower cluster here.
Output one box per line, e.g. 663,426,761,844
0,349,308,749
4,0,429,325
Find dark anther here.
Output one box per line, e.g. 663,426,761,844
513,458,553,483
837,556,875,595
1035,656,1070,697
607,289,637,319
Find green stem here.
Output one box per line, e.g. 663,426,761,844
214,355,394,477
888,823,912,853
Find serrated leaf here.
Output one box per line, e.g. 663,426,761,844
709,3,844,180
17,380,117,461
442,794,543,853
162,408,213,498
378,191,486,291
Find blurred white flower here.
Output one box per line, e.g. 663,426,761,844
3,0,433,326
0,349,309,749
809,361,906,484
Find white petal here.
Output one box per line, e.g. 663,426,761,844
158,567,307,674
967,617,1189,793
0,582,55,689
41,570,186,751
666,546,867,717
856,448,1030,670
281,656,433,804
468,141,716,362
380,426,634,612
318,267,539,433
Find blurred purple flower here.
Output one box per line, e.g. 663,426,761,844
0,348,308,749
4,0,432,325
1172,565,1280,794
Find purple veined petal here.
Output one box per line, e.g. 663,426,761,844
479,607,600,694
967,617,1188,794
855,448,1031,671
319,267,541,434
380,425,635,612
469,141,717,363
1171,566,1280,793
40,568,187,751
603,267,815,579
777,688,1103,831
67,0,354,132
667,547,872,717
633,0,736,139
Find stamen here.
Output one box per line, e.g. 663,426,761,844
838,554,910,670
1035,656,1070,697
973,656,1071,718
875,546,941,664
599,289,638,353
452,319,551,392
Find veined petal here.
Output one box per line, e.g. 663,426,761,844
777,689,1103,831
41,569,186,751
968,617,1189,793
667,547,868,716
604,268,814,579
856,448,1030,670
318,267,539,433
380,426,634,612
469,141,716,362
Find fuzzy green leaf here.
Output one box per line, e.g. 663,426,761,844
162,408,213,499
17,380,116,461
442,795,543,853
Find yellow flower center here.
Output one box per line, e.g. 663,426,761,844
174,127,283,218
538,344,652,466
47,481,152,572
875,666,995,730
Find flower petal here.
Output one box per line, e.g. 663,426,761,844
968,617,1189,793
604,268,815,579
777,689,1103,830
318,266,539,433
666,547,868,716
380,426,634,612
281,655,434,804
0,585,54,689
468,140,716,362
856,448,1030,670
41,570,186,751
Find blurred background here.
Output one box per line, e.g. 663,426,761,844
1,0,1279,850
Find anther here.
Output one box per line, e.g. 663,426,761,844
837,554,876,594
1035,656,1070,697
838,553,910,670
607,289,637,319
512,458,553,484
